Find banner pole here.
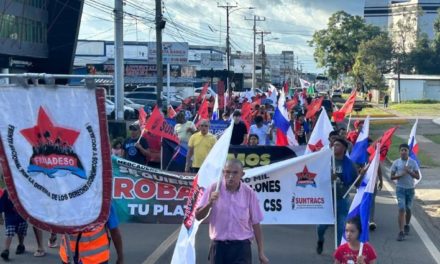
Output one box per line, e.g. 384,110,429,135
332,146,337,249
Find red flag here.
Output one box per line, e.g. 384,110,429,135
340,91,357,114
197,99,209,120
367,127,397,162
241,102,252,130
332,91,357,122
167,105,177,118
175,104,183,113
138,107,147,129
283,82,289,94
197,82,209,103
332,111,345,123
145,106,179,143
305,97,324,119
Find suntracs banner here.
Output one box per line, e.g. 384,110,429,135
113,148,332,224
161,139,297,172
0,85,112,233
244,147,334,224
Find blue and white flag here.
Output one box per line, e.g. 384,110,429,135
342,144,380,244
408,119,422,184
211,95,219,120
349,116,370,164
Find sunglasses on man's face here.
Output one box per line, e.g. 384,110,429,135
200,124,209,127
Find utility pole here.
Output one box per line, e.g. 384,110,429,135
258,31,270,88
114,0,124,120
155,0,165,107
218,2,237,98
245,15,265,91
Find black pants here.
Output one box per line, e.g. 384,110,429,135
209,240,251,264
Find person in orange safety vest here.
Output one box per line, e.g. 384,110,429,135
59,204,123,264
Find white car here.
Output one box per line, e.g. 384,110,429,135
194,87,217,99
105,99,136,119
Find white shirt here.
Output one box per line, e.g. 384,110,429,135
249,124,270,145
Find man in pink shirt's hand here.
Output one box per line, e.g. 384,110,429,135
195,159,269,264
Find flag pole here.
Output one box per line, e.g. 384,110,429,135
332,146,338,249
358,242,364,257
136,128,146,144
160,138,163,170
346,113,352,132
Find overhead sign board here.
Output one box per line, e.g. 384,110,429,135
147,42,188,64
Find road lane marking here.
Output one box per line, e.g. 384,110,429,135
142,227,180,264
382,168,440,264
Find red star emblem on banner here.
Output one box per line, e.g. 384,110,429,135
308,139,324,152
20,107,80,147
296,166,317,182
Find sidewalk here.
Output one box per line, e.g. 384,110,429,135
370,103,440,248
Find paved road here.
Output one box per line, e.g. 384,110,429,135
1,168,439,264
1,119,439,263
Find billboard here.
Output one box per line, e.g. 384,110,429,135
147,42,188,64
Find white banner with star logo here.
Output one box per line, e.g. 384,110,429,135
0,84,112,233
244,147,334,224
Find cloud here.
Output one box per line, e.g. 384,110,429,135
79,0,365,72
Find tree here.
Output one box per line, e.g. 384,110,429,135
408,34,440,74
352,33,393,90
390,5,423,74
309,11,382,79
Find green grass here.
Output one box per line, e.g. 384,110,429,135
388,135,439,167
424,134,440,145
353,106,395,117
388,103,440,116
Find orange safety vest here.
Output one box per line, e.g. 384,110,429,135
60,225,110,264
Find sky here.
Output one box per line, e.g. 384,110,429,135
79,0,366,73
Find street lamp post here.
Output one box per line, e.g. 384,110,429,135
218,3,254,97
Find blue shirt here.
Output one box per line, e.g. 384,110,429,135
107,203,119,230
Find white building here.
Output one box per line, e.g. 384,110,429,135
385,74,440,102
364,0,440,51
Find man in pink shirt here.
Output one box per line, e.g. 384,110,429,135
195,159,269,264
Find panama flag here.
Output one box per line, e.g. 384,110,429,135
408,119,422,184
341,143,380,245
305,107,333,154
300,78,311,88
211,95,219,120
267,84,279,107
349,116,370,164
273,90,298,146
171,122,233,264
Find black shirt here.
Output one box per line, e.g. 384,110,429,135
231,121,248,145
123,137,149,165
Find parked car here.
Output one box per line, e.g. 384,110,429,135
105,99,136,119
331,89,342,98
125,92,181,108
107,96,143,118
194,87,217,99
107,95,143,109
132,85,157,93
